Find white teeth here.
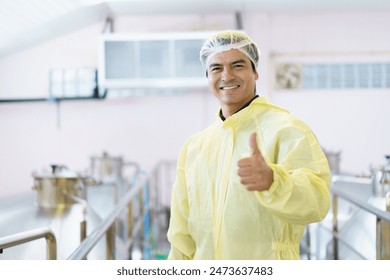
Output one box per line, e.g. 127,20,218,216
221,85,239,90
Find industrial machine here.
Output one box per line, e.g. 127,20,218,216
305,155,390,260
0,153,148,260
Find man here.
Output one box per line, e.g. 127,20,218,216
167,30,330,259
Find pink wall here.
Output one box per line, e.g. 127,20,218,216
267,13,390,174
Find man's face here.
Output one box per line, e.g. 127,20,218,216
207,49,258,117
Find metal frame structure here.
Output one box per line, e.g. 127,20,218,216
68,177,146,260
331,175,390,260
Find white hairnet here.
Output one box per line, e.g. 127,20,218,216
200,30,260,70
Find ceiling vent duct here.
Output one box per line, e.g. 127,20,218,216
98,32,217,91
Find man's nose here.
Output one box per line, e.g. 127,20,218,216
221,68,234,82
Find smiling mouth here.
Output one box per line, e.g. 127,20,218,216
220,85,240,90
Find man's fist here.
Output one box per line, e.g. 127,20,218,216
237,132,274,191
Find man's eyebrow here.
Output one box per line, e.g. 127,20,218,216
208,63,221,69
208,59,247,69
232,59,247,65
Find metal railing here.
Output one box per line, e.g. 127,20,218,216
67,175,146,260
331,175,390,260
0,227,57,260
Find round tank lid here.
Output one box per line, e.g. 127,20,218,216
33,165,80,179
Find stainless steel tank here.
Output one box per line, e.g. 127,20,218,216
0,165,106,260
85,152,141,259
89,152,139,184
87,152,139,213
32,164,88,208
370,155,390,197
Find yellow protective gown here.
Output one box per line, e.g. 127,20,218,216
167,96,331,260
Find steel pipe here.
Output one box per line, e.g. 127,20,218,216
0,227,57,260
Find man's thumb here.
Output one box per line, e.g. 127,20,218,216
249,132,261,156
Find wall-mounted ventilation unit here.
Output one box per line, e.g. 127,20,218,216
274,62,390,90
98,32,215,90
272,52,390,91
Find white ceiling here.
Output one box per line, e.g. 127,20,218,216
1,0,390,58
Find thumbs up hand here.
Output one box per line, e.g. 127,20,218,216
237,132,274,192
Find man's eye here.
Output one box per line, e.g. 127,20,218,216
234,64,244,69
210,67,221,72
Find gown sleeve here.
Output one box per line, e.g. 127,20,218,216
256,123,331,225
